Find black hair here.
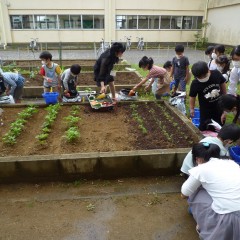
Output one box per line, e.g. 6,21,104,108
215,55,230,74
192,143,220,166
214,44,225,55
230,45,240,58
138,56,154,70
70,64,81,75
205,46,214,55
39,51,52,61
218,123,240,141
218,95,240,123
110,42,126,56
175,44,184,53
191,61,209,78
163,61,172,69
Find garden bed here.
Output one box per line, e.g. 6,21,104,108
0,101,199,157
23,71,141,87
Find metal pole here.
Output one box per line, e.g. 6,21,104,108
59,42,62,68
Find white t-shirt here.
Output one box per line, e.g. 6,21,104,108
227,67,240,95
208,59,217,70
187,158,240,214
180,137,228,174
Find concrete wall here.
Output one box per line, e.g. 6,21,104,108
206,0,240,45
0,0,205,45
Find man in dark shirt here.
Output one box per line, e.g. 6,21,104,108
189,61,226,131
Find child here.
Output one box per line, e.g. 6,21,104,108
205,45,216,70
163,61,173,73
0,72,25,103
39,51,62,96
61,64,81,101
215,55,230,82
181,142,240,240
219,94,240,124
181,123,240,177
189,61,226,131
208,44,226,71
133,56,170,99
227,45,240,96
94,42,125,101
170,44,190,95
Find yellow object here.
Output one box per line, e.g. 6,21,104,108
96,93,106,99
50,87,53,93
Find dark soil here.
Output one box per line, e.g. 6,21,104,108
0,102,198,157
23,71,141,87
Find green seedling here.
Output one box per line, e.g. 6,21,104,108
65,127,80,142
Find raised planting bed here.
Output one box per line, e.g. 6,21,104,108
4,64,131,72
0,101,201,182
22,71,142,98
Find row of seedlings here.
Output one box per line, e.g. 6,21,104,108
35,104,61,145
63,105,81,142
130,103,148,134
2,105,38,145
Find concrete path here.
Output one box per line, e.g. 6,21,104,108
0,48,207,65
0,176,199,240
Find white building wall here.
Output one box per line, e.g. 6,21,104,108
0,0,206,45
206,0,240,45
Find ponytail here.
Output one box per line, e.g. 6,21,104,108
192,143,220,166
138,56,154,69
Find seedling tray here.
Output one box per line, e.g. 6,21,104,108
87,94,114,111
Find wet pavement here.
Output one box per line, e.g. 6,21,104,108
0,48,206,65
0,176,199,240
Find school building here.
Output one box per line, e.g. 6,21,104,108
0,0,239,48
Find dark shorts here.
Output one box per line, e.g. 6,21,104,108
96,76,114,87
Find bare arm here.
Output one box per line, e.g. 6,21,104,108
189,96,196,117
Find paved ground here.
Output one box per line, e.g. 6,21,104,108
0,176,199,240
0,48,207,65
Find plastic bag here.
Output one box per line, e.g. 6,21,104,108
0,95,15,104
169,92,186,115
118,88,138,101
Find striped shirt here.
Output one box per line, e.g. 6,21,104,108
147,65,166,79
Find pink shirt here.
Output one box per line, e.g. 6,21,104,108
147,65,166,79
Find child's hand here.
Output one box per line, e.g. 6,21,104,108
47,78,52,83
100,86,106,93
190,109,194,118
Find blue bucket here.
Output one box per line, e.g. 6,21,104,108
42,92,59,104
194,108,200,118
229,146,240,164
192,118,200,127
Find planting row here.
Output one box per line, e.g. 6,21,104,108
0,102,198,157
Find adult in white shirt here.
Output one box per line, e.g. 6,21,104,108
227,45,240,95
180,123,240,177
181,142,240,240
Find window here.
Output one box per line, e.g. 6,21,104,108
138,16,148,29
128,16,137,29
10,15,23,29
171,16,182,29
192,16,203,29
83,15,93,29
94,15,104,29
70,15,81,29
116,15,127,29
149,16,159,29
160,16,171,29
59,15,70,29
34,15,57,29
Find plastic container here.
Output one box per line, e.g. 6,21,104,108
42,92,59,104
229,146,240,164
194,108,200,118
192,118,200,127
